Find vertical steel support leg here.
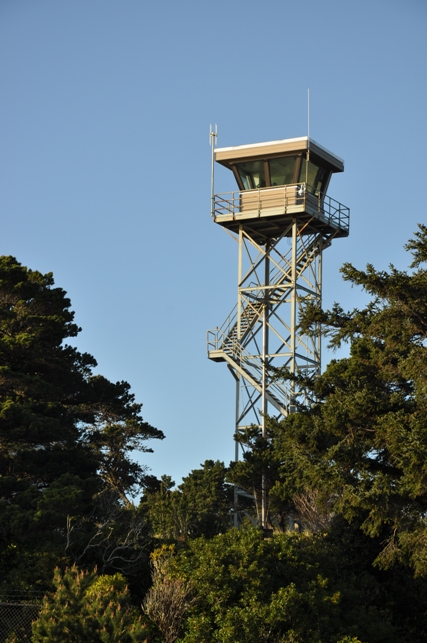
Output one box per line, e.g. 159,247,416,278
261,241,270,529
234,226,243,527
317,240,323,375
234,375,240,528
290,220,297,413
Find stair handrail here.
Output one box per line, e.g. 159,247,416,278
210,235,323,358
268,231,321,287
207,328,290,409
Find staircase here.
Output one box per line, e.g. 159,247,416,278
207,232,324,416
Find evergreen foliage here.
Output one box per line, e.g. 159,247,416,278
174,527,397,643
284,225,427,573
0,256,163,589
32,565,148,642
144,460,232,541
4,225,427,642
230,225,427,576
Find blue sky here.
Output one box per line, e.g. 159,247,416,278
1,0,426,486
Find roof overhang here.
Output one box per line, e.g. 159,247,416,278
215,136,344,173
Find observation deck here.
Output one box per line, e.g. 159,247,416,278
213,183,349,243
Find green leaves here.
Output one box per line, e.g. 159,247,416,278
227,225,427,579
174,528,398,643
266,225,427,573
0,256,163,589
32,566,148,643
144,461,232,541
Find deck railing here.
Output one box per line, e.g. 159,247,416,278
213,183,349,234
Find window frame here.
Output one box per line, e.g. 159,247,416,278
231,152,333,193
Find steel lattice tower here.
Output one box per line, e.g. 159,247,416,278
207,135,349,529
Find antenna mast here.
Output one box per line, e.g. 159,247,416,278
210,125,218,218
306,89,310,183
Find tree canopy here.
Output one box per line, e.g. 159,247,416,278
143,460,233,541
5,224,427,642
0,256,163,589
173,527,401,643
232,224,427,576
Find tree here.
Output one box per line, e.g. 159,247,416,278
32,566,148,642
143,460,232,542
142,545,195,643
227,426,291,531
160,227,427,642
0,256,164,589
261,224,427,574
174,527,399,643
67,492,151,577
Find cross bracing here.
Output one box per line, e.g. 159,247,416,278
208,221,330,416
208,214,348,528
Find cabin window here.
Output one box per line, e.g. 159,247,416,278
236,161,266,190
235,156,332,193
298,160,329,195
269,156,298,186
316,168,330,194
299,160,319,190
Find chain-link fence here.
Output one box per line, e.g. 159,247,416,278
0,594,42,643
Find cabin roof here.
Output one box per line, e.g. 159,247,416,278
215,136,344,173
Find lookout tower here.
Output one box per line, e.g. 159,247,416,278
207,134,349,528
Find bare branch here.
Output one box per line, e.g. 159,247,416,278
143,554,196,643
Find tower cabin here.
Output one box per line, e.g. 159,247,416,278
213,136,349,243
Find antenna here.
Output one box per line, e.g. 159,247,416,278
209,123,217,146
210,125,218,218
307,88,310,140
